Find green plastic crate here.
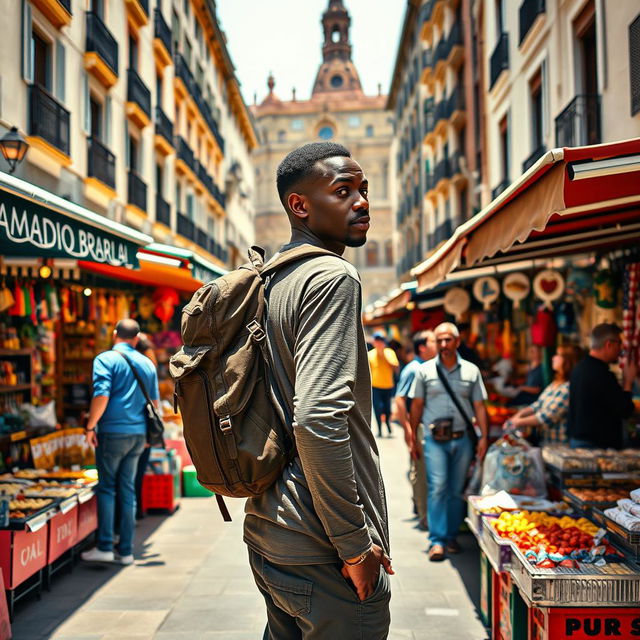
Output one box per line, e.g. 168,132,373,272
183,465,213,497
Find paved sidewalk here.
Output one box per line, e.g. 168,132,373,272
12,428,488,639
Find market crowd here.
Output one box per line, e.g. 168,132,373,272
366,321,638,562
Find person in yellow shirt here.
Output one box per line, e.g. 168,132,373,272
368,332,400,437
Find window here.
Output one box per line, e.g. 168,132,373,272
184,37,192,68
156,72,163,107
172,9,180,52
631,14,640,116
291,119,304,131
183,0,190,17
91,0,104,18
186,192,195,220
330,74,344,88
128,135,139,172
348,115,360,128
499,113,510,181
365,125,374,137
318,126,334,140
176,182,182,211
529,70,543,151
385,240,393,267
156,163,164,196
331,27,340,43
366,241,379,267
128,33,138,70
90,96,103,140
196,63,204,90
195,20,203,51
278,130,286,143
32,31,51,90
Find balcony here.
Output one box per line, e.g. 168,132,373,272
434,158,452,185
519,0,545,45
153,8,172,67
87,137,116,191
31,0,72,28
127,170,147,212
447,86,466,128
490,33,509,89
124,0,149,29
85,11,119,88
177,212,196,242
434,99,448,133
448,151,463,179
28,84,70,161
423,101,436,138
175,136,195,174
155,193,171,227
522,144,547,173
447,22,464,67
196,227,209,253
425,173,435,193
421,48,433,83
154,106,173,155
434,36,449,75
174,53,225,154
126,68,151,128
491,178,510,201
555,95,601,148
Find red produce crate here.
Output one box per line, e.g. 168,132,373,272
141,474,179,513
529,605,640,639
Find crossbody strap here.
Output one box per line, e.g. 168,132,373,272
435,362,476,437
114,350,154,407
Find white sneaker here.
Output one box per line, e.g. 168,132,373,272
81,548,114,563
114,553,134,565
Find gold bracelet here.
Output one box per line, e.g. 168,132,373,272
344,548,372,566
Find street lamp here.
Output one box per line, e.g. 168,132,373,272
0,126,29,174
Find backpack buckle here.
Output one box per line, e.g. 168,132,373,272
247,319,266,342
219,416,232,432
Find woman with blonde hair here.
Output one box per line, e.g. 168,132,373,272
507,344,582,445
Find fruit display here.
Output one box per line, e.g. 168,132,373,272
486,404,517,425
568,487,631,504
490,510,620,568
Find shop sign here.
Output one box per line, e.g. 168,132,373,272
560,614,640,638
47,508,78,563
0,190,139,268
444,287,470,321
502,273,530,309
473,276,500,310
533,269,565,308
0,527,48,589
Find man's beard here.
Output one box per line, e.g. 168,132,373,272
344,235,367,248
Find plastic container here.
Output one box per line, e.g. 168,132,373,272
141,474,179,512
182,465,213,497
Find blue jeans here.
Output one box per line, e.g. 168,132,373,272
96,433,145,556
372,387,394,434
424,431,473,547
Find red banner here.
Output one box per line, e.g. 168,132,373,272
0,528,48,589
77,497,98,541
47,509,78,563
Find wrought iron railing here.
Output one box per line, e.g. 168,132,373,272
154,106,173,145
28,84,70,155
519,0,545,44
175,136,195,172
154,8,172,56
127,68,151,117
127,170,147,211
555,95,601,148
447,85,465,117
177,212,196,241
155,193,171,227
86,11,118,77
490,32,509,88
87,137,115,189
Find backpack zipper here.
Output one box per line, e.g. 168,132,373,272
196,369,229,490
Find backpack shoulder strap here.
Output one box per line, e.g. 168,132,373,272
259,245,340,279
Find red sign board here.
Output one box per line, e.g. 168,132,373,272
77,497,98,541
0,568,10,640
47,509,78,563
531,606,640,639
0,528,48,589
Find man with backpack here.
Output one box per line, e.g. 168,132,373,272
81,319,159,566
247,142,392,638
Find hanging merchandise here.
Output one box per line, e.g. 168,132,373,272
138,295,155,320
444,287,471,321
555,300,577,336
502,272,530,309
153,287,180,324
593,268,618,324
473,277,500,311
0,282,14,313
533,269,565,309
622,262,640,364
531,306,557,347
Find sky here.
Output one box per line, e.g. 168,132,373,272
216,0,407,106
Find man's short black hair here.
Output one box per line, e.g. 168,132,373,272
276,142,351,205
115,319,140,340
591,323,622,349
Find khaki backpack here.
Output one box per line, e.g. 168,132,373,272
169,244,335,521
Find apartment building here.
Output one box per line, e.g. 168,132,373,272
388,0,480,282
479,0,640,206
0,0,257,267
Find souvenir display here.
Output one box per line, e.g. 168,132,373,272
473,276,500,310
443,287,470,320
533,269,565,308
502,272,530,309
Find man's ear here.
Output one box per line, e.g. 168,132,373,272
287,192,308,220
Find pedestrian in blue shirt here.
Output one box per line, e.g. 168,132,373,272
82,319,159,566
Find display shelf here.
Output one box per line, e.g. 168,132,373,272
0,426,54,446
0,384,31,394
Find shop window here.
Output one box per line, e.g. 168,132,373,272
366,241,379,267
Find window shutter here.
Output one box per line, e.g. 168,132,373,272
630,15,640,116
105,96,112,146
55,40,66,103
22,0,33,83
83,72,90,134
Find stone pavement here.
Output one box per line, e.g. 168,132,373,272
11,429,489,640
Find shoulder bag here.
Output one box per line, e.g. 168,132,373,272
115,351,165,449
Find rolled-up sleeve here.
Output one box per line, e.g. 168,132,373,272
293,273,372,560
534,385,569,429
92,354,112,398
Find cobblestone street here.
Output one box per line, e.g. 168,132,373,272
12,429,488,640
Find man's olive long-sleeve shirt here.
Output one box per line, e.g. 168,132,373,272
243,243,390,564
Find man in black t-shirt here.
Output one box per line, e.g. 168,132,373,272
568,324,636,449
